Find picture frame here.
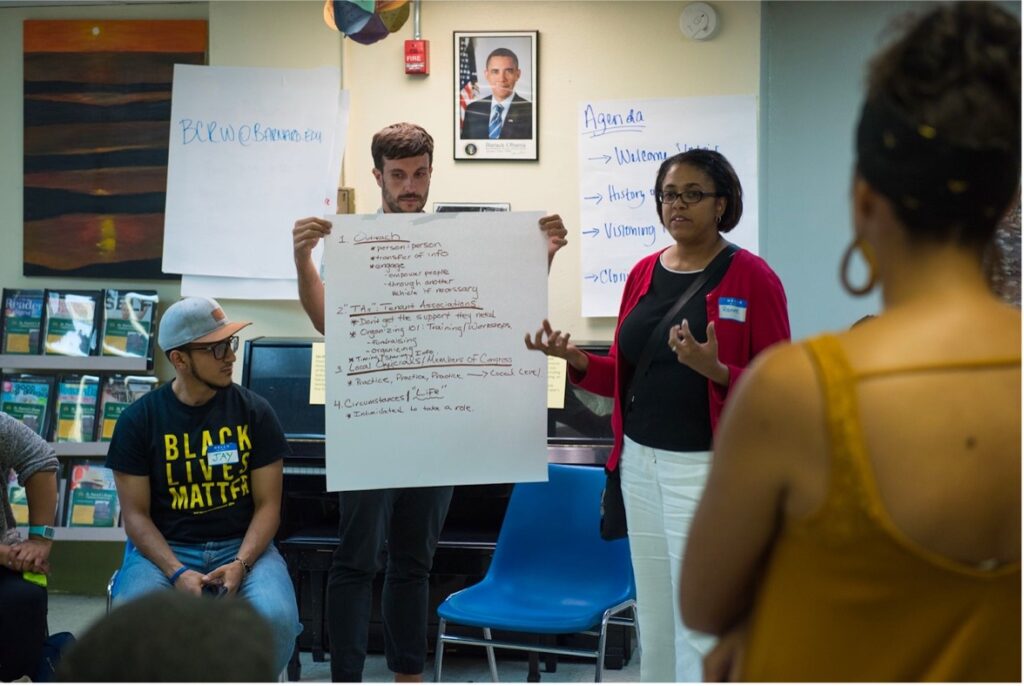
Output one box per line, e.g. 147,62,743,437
454,30,538,161
433,202,511,213
23,19,207,279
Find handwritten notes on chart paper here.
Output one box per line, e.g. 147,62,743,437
164,65,345,282
323,211,548,492
578,95,757,316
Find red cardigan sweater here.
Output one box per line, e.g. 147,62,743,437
569,247,790,471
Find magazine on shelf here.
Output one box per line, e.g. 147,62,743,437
41,289,102,357
65,460,120,527
0,373,54,438
53,374,101,443
6,468,28,526
0,288,44,354
101,290,158,359
98,375,159,441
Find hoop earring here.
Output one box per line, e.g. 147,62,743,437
840,238,877,296
715,215,722,225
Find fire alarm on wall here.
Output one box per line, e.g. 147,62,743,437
405,39,429,75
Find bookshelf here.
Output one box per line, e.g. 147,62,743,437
3,354,154,542
53,442,110,457
0,354,150,372
16,525,126,542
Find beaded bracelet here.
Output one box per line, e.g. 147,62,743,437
168,565,189,586
233,557,253,576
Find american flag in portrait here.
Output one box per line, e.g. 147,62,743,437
458,37,479,122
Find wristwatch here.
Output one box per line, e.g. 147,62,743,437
28,525,56,541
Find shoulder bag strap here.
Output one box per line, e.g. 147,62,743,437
625,243,738,405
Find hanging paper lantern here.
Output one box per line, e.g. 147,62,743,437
323,0,411,45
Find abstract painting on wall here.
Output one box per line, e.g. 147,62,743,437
23,20,207,279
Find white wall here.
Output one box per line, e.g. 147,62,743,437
760,0,1021,339
0,0,760,380
340,0,762,343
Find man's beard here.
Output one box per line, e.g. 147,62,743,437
383,187,426,213
190,365,232,392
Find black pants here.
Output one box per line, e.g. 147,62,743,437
326,485,453,681
0,566,47,681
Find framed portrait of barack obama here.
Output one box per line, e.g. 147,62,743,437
454,30,538,161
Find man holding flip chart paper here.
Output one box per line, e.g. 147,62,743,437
292,122,567,682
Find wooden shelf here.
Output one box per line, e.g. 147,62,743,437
0,353,150,373
52,441,109,457
16,525,126,542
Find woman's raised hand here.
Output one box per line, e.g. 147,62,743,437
525,319,572,357
668,319,730,386
525,320,590,372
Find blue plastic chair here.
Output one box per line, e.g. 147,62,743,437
433,464,637,682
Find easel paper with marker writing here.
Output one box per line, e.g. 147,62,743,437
578,95,757,316
323,211,548,491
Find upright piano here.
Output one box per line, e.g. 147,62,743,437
242,337,627,674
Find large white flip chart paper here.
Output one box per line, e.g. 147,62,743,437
578,95,757,316
164,65,343,280
323,211,548,491
179,89,350,300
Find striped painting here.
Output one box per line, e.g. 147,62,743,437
23,20,207,279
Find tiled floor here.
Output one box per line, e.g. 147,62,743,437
48,593,641,682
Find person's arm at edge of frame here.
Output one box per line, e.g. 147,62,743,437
12,468,59,574
2,417,58,574
679,341,816,636
202,459,283,595
115,471,204,595
293,216,331,335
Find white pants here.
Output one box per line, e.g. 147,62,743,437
620,435,716,682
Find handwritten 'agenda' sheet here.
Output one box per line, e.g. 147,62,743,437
578,95,758,316
323,211,548,491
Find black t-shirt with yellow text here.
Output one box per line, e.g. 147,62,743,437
106,382,289,543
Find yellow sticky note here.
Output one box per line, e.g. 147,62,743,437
547,357,566,409
6,333,30,353
10,502,29,526
309,342,326,406
71,504,95,526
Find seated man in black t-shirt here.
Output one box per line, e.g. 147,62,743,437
106,297,300,676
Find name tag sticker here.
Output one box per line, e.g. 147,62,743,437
207,442,240,466
718,297,748,323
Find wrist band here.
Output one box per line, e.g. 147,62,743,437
167,565,189,586
233,557,253,576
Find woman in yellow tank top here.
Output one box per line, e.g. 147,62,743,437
678,3,1021,681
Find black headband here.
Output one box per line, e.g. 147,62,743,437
855,97,1020,232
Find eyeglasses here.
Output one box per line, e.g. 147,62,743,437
184,335,239,360
656,189,720,205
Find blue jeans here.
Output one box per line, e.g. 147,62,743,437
113,538,301,675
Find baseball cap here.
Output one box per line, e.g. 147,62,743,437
157,297,251,352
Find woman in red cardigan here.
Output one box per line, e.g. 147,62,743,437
526,149,789,681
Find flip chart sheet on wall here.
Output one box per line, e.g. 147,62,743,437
322,211,549,492
578,95,757,317
163,65,345,281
